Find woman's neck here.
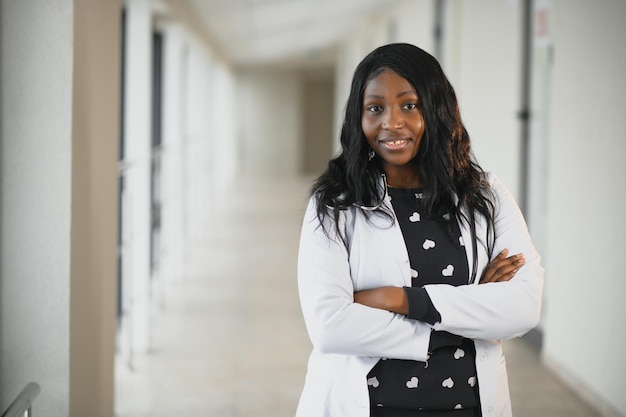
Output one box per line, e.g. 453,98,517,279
384,168,421,189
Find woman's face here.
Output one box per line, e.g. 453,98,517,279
361,70,425,186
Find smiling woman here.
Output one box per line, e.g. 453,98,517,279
296,43,543,417
361,70,425,189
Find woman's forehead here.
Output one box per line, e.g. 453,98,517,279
363,70,416,96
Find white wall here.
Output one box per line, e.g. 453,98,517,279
393,0,435,48
541,1,626,415
443,0,522,199
210,62,239,193
183,37,213,240
0,1,73,414
238,70,303,176
0,0,120,415
334,0,435,155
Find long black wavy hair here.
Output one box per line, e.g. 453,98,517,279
312,43,495,278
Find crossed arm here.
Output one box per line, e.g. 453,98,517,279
353,248,525,317
299,175,542,359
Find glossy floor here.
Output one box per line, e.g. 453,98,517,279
115,176,600,417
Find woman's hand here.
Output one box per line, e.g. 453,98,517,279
354,286,408,315
480,248,525,284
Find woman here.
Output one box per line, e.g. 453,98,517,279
296,43,543,417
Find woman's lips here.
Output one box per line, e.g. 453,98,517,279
379,138,410,151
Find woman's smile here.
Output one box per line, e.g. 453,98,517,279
378,136,412,151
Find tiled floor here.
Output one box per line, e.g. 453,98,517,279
115,176,601,417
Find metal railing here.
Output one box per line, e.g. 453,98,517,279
1,382,40,417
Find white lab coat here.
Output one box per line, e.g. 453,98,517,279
296,174,543,417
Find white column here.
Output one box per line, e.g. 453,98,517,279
161,23,186,284
211,62,239,194
183,42,215,238
123,0,152,354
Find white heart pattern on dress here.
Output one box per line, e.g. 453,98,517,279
367,377,380,388
423,239,436,250
442,264,454,277
409,212,421,222
459,236,465,246
455,404,463,410
454,348,465,359
468,376,476,387
411,268,418,278
442,377,454,388
406,377,419,388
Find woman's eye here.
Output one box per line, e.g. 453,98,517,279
403,103,418,110
366,105,383,113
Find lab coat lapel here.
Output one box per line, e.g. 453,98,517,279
455,194,489,285
458,213,477,285
367,194,412,286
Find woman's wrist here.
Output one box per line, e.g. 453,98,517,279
387,286,409,315
403,286,441,324
353,286,408,315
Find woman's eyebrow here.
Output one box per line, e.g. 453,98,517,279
397,90,417,98
364,91,417,100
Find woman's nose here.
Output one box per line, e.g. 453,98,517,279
381,108,404,130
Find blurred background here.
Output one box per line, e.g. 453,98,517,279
1,0,625,416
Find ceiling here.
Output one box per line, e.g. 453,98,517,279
186,0,403,69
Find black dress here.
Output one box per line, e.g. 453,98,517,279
367,187,481,417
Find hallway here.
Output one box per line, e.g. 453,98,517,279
115,176,600,417
2,1,626,415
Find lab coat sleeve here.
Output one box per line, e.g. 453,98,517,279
297,197,432,361
424,175,544,340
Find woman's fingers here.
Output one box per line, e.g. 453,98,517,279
480,249,525,284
